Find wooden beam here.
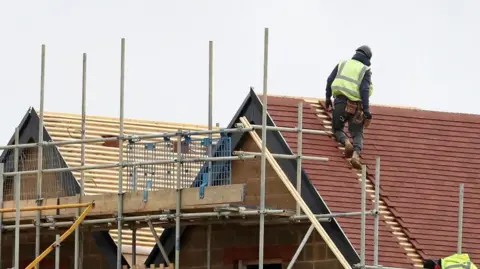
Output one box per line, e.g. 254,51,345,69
239,117,352,269
1,184,245,221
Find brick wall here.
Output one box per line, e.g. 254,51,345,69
3,173,63,201
175,137,343,269
3,146,71,201
179,224,342,269
0,231,110,268
232,138,297,210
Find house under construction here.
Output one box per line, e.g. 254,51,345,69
0,29,476,269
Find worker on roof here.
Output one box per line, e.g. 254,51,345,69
423,253,477,269
324,45,374,169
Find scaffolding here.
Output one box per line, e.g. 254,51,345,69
0,27,467,269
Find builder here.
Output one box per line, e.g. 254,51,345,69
324,45,374,169
423,253,478,269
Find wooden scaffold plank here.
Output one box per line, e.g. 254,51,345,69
0,184,245,221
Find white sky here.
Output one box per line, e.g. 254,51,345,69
0,0,478,144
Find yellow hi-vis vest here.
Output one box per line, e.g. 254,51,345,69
441,254,477,269
331,59,373,102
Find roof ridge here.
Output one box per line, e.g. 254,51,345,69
260,93,480,116
259,92,419,110
303,98,424,268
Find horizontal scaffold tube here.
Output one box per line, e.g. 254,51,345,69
233,151,329,162
0,127,255,151
1,209,335,230
25,203,94,269
250,125,330,136
0,123,332,151
2,155,256,177
0,202,92,213
0,208,376,231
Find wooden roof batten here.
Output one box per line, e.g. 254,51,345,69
41,111,225,249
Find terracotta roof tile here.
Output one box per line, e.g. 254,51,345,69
259,94,480,268
357,106,480,261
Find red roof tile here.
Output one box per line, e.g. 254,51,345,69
261,94,480,268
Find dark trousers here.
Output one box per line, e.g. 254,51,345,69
331,101,364,153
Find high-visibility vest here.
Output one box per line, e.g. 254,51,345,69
331,59,373,101
441,254,477,269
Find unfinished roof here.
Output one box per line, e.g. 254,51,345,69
260,93,479,267
42,111,219,250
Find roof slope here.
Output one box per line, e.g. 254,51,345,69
261,94,480,267
42,111,218,250
350,102,480,259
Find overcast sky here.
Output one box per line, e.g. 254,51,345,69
0,0,478,145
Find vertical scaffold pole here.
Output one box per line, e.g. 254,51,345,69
14,127,20,269
373,157,380,266
207,225,212,269
0,163,4,269
360,165,367,269
258,27,269,269
207,40,214,269
117,37,126,269
36,44,46,269
207,40,213,186
457,183,464,254
132,225,137,265
55,234,61,269
75,52,87,269
296,102,303,216
175,133,182,268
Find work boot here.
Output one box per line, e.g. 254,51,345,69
350,151,362,170
344,140,354,158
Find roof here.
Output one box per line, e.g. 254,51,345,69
42,111,219,250
260,93,480,267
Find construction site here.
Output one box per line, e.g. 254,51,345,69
0,27,477,269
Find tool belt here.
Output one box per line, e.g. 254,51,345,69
345,100,371,128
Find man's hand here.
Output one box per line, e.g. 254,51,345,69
325,99,332,111
364,111,372,120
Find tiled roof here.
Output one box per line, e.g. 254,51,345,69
259,94,480,268
43,112,218,250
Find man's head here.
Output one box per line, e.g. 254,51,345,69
356,45,372,60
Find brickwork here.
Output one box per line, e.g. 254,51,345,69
3,146,72,201
232,138,296,210
0,231,110,268
174,137,343,269
3,173,61,201
179,224,342,269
